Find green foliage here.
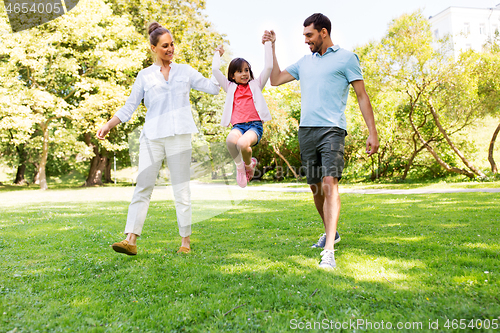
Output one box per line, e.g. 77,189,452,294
349,10,494,181
1,6,499,184
257,83,301,179
476,39,500,117
0,0,227,187
0,0,148,187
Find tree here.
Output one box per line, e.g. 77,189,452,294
353,11,486,180
0,0,150,189
261,86,300,180
0,0,227,189
230,82,302,181
478,33,500,173
0,92,36,185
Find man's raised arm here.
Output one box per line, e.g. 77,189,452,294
262,30,295,86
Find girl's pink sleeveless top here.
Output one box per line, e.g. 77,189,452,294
230,83,262,125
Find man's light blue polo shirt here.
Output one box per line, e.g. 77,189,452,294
286,45,363,130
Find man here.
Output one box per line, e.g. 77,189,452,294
263,13,379,269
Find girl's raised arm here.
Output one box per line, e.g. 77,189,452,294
256,41,273,90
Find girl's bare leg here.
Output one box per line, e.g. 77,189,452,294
226,129,243,164
236,131,258,165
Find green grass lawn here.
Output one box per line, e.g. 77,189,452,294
0,188,499,332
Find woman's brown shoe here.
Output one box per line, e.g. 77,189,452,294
176,246,191,254
112,240,137,255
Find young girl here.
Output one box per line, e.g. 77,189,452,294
212,39,273,187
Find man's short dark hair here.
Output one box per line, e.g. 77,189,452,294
304,13,331,36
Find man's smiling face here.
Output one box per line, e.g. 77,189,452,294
303,23,324,54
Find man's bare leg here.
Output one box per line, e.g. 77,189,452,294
310,176,340,251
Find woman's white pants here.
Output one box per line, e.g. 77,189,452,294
125,134,192,237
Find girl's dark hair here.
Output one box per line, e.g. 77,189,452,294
304,13,331,36
148,21,171,46
227,58,254,84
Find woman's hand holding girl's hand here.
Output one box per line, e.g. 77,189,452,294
96,124,110,140
215,45,224,56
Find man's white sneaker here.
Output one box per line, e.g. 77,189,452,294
319,249,336,269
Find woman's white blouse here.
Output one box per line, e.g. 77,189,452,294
115,63,219,140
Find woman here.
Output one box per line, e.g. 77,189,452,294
97,22,219,255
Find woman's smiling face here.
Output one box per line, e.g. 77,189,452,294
151,32,175,62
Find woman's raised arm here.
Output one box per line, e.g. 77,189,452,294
211,45,230,92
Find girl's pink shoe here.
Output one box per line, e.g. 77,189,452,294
236,163,247,188
246,158,258,182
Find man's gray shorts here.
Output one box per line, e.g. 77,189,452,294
298,127,347,185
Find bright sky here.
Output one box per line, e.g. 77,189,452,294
203,0,499,71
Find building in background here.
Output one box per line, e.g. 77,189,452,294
429,3,500,55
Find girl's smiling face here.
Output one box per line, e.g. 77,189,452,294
231,63,251,84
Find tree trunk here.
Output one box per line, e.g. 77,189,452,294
33,162,39,184
14,163,27,185
104,157,113,183
83,133,107,186
409,107,476,178
371,145,387,180
402,141,427,180
370,157,377,180
14,145,28,185
272,145,299,179
273,156,284,181
488,122,500,173
38,122,50,190
85,154,107,186
428,101,486,178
